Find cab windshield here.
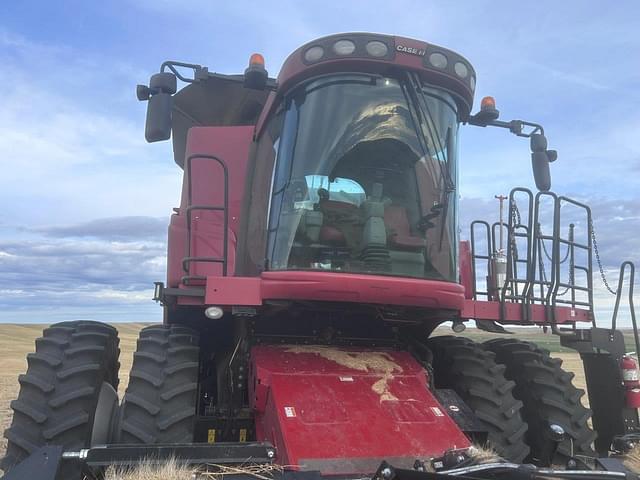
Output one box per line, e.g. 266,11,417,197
266,73,459,281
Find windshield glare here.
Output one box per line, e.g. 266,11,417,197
266,74,459,282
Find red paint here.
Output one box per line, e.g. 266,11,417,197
250,345,470,475
459,241,473,299
202,273,591,325
274,35,474,119
462,299,591,323
205,277,261,305
167,126,253,286
204,271,465,310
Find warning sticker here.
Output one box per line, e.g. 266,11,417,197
339,376,354,382
430,406,445,417
284,406,296,418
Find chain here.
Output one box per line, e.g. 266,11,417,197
510,201,520,261
539,223,571,264
590,219,618,296
556,226,575,296
511,199,521,227
536,224,548,285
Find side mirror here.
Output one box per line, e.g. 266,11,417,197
532,151,551,191
530,133,555,191
137,72,177,142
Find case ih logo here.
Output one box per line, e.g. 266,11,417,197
396,44,426,56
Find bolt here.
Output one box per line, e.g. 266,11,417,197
548,423,566,442
413,460,425,472
267,449,275,459
381,467,393,479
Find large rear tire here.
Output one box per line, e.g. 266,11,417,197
484,338,596,465
427,335,530,463
117,324,200,444
1,321,119,475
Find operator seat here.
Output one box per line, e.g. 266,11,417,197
317,188,358,247
384,205,425,250
383,203,426,277
319,225,347,245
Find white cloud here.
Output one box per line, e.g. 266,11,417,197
0,30,182,226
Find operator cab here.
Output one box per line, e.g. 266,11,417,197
265,74,459,282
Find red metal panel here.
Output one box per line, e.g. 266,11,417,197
459,241,473,300
250,346,470,476
260,271,465,310
167,126,253,285
463,299,591,324
204,277,261,305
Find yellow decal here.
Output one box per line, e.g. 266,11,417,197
239,428,247,442
207,429,216,444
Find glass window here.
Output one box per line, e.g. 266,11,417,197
266,74,459,281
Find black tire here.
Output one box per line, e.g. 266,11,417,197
1,321,119,474
427,335,530,462
117,324,200,444
484,338,596,465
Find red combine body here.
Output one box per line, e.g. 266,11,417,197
2,33,638,480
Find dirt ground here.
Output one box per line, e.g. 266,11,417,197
0,323,588,465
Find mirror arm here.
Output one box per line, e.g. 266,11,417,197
158,61,278,91
160,61,209,84
468,117,544,137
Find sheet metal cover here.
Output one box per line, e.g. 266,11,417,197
251,346,470,475
171,75,269,167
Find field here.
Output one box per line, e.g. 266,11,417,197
2,322,635,475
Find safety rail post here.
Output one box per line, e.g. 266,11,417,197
470,220,491,301
551,196,595,327
502,187,535,322
611,261,639,356
528,192,560,324
182,154,230,285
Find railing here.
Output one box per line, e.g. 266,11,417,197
469,187,595,324
611,261,639,354
181,154,230,285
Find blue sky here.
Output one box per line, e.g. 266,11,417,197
1,1,638,326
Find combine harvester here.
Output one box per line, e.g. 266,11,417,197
2,33,639,479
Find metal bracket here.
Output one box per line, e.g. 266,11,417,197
0,446,62,480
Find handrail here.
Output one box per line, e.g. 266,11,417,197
470,220,491,300
611,261,638,355
468,187,597,327
183,154,230,279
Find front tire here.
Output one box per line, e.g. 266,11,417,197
1,321,119,474
427,336,530,462
484,338,596,466
117,324,200,444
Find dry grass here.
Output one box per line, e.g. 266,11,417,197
622,445,640,473
104,460,284,480
467,445,502,464
104,458,196,480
